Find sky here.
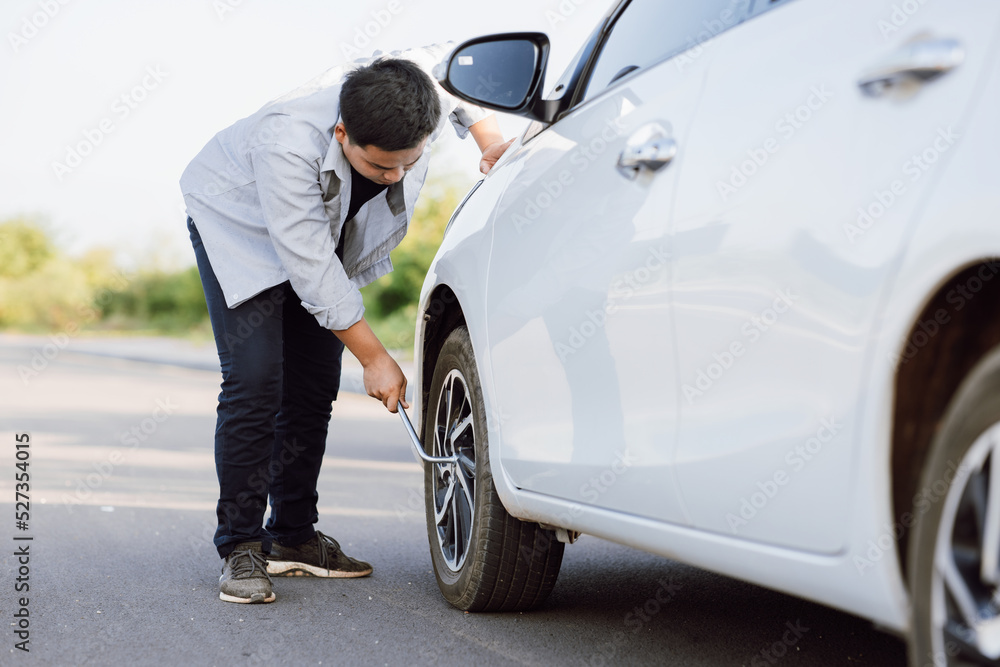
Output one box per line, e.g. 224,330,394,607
0,0,612,269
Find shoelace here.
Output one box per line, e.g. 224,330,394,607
314,531,342,570
229,548,271,580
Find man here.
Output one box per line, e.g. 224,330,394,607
180,44,510,604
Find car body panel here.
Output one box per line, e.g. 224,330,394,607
412,158,519,445
480,50,718,526
413,0,1000,638
668,0,1000,553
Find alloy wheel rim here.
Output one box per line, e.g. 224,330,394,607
931,422,1000,664
432,369,477,572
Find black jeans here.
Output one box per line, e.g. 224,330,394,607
188,217,344,558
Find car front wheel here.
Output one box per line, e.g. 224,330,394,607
908,347,1000,666
423,326,564,612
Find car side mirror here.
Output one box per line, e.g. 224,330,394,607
439,33,554,123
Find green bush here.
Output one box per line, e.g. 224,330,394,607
0,218,121,331
99,266,209,332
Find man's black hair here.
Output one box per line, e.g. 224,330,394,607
339,58,442,151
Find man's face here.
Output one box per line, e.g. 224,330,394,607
334,122,427,186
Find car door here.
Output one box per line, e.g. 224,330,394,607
669,0,1000,552
483,0,751,525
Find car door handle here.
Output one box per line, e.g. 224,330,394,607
858,36,964,97
617,124,677,180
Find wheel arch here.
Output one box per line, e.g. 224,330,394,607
891,257,1000,580
419,283,468,425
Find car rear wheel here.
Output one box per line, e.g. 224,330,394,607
423,326,564,611
908,348,1000,666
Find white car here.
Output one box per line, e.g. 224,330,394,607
408,1,1000,664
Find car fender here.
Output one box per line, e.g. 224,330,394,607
412,147,519,485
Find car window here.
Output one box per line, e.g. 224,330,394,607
582,0,751,102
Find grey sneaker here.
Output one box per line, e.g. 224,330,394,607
266,531,373,578
219,541,276,604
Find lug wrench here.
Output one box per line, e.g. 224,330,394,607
398,405,458,464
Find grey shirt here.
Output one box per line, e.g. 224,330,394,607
180,43,491,330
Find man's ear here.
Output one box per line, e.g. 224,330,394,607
334,122,348,145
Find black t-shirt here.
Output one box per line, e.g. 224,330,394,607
337,165,389,260
346,165,389,223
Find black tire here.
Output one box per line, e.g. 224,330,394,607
908,347,1000,666
423,326,564,612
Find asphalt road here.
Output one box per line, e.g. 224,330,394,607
0,336,909,666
